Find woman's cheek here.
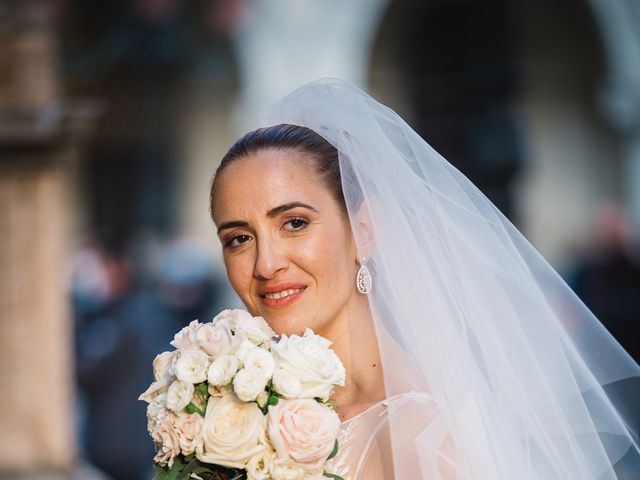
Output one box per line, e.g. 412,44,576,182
225,256,252,299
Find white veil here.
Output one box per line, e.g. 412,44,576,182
258,78,640,479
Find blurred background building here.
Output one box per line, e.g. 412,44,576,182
0,0,638,478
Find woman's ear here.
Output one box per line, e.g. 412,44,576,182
351,201,375,261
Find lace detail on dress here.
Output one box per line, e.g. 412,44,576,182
331,392,439,480
381,391,439,416
332,415,360,479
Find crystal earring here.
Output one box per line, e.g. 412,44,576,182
356,257,372,294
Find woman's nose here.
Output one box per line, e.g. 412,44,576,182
253,239,288,280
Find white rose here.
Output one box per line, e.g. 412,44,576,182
174,412,204,456
243,347,275,380
166,380,195,413
173,348,210,384
271,328,345,399
270,458,305,480
271,368,302,399
215,309,275,345
234,339,259,363
212,309,250,330
196,322,232,358
196,393,266,469
236,315,275,346
153,351,176,383
151,411,180,468
246,448,275,480
171,319,202,350
207,354,239,386
233,367,268,402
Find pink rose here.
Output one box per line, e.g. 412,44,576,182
174,412,204,456
151,411,180,467
196,322,232,358
267,399,340,469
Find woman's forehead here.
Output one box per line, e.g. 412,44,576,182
212,150,331,220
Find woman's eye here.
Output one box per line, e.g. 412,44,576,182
225,234,252,248
284,218,309,231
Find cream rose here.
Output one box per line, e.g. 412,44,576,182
196,393,267,469
271,368,302,399
146,392,169,432
153,351,176,383
246,448,275,480
151,411,180,468
170,319,201,350
138,380,168,403
207,354,239,386
233,367,269,402
174,412,204,456
256,391,269,409
267,398,340,469
271,328,345,399
166,379,195,413
196,322,232,358
242,347,275,380
173,348,210,384
269,458,305,480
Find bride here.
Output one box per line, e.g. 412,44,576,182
209,78,640,479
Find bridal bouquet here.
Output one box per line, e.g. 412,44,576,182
139,309,346,480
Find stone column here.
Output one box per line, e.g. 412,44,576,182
231,0,389,130
0,2,92,476
587,0,640,233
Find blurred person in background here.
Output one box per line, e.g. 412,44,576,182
71,236,227,479
71,241,173,479
158,237,229,328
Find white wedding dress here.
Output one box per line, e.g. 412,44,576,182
334,392,440,479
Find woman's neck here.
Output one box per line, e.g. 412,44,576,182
318,295,386,420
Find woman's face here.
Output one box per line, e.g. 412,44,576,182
211,149,360,336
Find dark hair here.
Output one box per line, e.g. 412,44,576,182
210,124,347,218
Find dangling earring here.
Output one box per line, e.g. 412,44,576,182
356,257,372,294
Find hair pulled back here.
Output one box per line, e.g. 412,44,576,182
210,124,347,218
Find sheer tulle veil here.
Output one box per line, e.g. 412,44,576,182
258,78,640,479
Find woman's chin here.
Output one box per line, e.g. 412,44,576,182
264,312,313,337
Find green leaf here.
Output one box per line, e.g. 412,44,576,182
267,394,279,406
164,459,185,480
323,473,344,480
151,464,168,480
327,439,339,460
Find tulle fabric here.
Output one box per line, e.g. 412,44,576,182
259,78,640,479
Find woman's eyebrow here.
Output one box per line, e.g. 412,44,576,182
266,202,319,218
217,220,249,234
217,202,318,234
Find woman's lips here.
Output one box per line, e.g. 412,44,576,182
258,284,307,309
